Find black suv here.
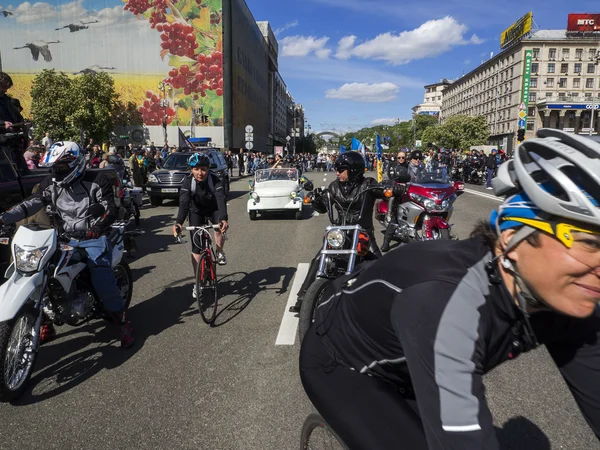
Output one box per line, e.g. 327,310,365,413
146,149,230,206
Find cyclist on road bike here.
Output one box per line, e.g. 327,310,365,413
300,129,600,449
173,154,229,297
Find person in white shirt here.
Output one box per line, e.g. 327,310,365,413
42,132,53,150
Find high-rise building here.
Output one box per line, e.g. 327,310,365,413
441,20,600,153
412,79,451,118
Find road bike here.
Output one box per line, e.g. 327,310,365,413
177,225,221,324
300,413,348,449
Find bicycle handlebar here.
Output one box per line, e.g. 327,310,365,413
185,225,221,231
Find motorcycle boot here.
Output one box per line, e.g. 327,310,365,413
381,223,396,253
107,311,135,349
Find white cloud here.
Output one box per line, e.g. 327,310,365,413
14,0,87,24
280,35,331,58
370,118,397,126
336,16,484,65
464,59,471,65
325,82,399,102
274,20,299,36
335,35,356,60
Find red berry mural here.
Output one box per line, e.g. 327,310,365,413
123,0,223,127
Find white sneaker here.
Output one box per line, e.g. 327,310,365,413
192,285,197,299
217,251,227,265
486,187,493,190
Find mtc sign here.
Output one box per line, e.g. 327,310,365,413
567,14,600,32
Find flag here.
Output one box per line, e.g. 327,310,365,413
340,145,347,154
178,127,193,149
375,133,383,160
351,137,362,151
358,142,366,159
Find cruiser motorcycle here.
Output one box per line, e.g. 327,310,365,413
376,170,463,245
0,204,135,401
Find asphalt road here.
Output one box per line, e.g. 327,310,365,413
0,171,598,450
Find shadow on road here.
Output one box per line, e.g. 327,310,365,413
227,190,249,201
495,416,551,449
210,267,296,327
128,213,178,261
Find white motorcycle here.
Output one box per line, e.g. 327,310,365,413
0,204,134,401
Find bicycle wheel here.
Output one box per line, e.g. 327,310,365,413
196,251,218,324
300,413,348,450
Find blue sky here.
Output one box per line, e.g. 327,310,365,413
247,0,600,133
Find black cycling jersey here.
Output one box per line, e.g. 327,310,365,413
176,173,228,226
301,237,600,449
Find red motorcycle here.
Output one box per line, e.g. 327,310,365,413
376,170,464,242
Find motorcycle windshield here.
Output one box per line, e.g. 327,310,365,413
414,170,450,186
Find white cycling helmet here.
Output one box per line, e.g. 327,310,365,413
40,141,86,187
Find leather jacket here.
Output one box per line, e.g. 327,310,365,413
312,176,384,231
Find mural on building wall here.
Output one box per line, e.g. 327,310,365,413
1,0,223,127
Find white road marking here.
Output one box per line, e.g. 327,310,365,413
275,263,309,346
463,188,503,202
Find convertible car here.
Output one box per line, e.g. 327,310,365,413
247,168,311,220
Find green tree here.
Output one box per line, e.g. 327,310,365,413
112,100,144,128
30,70,77,141
421,115,489,149
71,72,118,143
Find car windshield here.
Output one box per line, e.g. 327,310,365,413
162,154,190,170
256,168,298,182
415,170,450,185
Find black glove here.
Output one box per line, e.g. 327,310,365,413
86,226,102,240
175,224,182,234
392,184,405,197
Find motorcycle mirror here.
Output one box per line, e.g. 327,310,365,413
303,180,314,191
88,203,106,219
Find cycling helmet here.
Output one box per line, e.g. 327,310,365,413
188,153,210,168
491,129,600,250
334,151,365,181
39,141,85,187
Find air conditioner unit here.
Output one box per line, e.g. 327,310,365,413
534,57,539,61
578,57,583,61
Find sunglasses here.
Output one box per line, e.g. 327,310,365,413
335,166,348,173
397,156,406,160
504,217,600,267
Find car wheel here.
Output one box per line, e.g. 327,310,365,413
149,196,163,207
249,211,258,221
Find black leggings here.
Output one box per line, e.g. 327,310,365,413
299,326,429,450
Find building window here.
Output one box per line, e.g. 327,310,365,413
573,78,581,88
560,63,569,73
585,92,593,98
533,48,540,59
549,48,557,59
529,92,537,102
528,106,536,116
510,67,514,77
574,63,582,73
570,92,579,98
530,78,537,88
586,78,595,88
546,78,554,87
526,122,535,131
562,48,570,60
546,92,553,98
547,63,555,73
590,48,597,60
576,48,583,59
531,63,539,73
588,63,596,73
559,78,568,88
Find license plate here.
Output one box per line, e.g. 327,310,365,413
0,238,9,245
161,188,178,193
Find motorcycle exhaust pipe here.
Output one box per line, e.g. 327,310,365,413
385,197,394,224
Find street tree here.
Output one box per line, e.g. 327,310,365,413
421,115,489,149
112,100,144,128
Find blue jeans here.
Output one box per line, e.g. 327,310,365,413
76,236,124,313
486,168,494,188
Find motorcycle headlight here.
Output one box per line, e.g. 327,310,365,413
250,191,260,201
148,174,158,183
326,229,345,249
423,199,436,211
290,191,297,199
14,245,48,273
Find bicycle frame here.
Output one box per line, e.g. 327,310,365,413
186,225,220,260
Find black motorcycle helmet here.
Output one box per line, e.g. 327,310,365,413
334,151,365,182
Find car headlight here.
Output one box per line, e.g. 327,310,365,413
14,245,48,273
326,229,345,249
290,191,297,199
148,174,158,183
250,192,260,201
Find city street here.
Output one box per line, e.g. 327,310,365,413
0,172,598,450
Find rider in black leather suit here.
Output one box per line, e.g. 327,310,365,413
289,151,392,313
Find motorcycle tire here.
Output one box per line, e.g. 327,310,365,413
0,306,39,402
114,261,134,311
298,278,331,344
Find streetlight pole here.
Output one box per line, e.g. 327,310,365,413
590,49,600,136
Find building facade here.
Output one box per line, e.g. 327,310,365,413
441,29,600,153
412,80,451,117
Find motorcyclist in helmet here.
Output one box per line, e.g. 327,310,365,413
0,141,135,348
290,151,399,313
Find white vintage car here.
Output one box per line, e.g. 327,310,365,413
247,168,306,220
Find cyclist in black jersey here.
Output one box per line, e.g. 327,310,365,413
173,154,228,297
299,129,600,449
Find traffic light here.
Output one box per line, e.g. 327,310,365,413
517,128,525,142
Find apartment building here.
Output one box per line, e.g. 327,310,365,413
441,29,600,152
412,79,451,117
